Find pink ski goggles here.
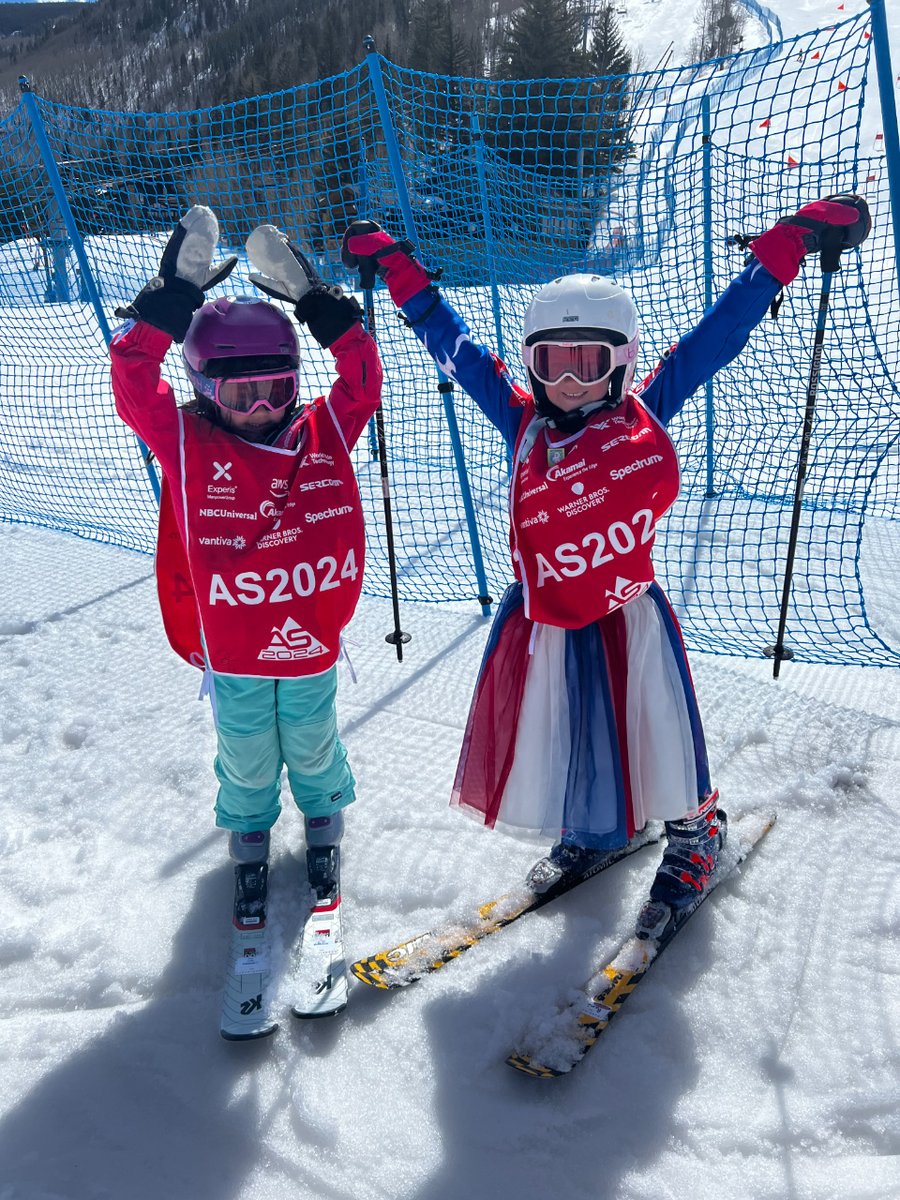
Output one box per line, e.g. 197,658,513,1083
212,370,300,416
523,339,638,387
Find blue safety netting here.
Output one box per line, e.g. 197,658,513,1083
0,8,897,666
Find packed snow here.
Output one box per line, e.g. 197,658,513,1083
2,519,900,1200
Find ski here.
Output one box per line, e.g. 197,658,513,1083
220,861,278,1041
506,810,776,1077
351,823,663,990
292,844,348,1018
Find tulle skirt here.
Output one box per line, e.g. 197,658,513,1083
451,581,711,848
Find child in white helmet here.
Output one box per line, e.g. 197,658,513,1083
342,196,869,934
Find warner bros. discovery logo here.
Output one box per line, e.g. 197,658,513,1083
258,617,328,662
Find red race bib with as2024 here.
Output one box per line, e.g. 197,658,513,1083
156,401,365,677
509,394,680,628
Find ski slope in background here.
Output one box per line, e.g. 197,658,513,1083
622,0,895,152
1,521,899,1200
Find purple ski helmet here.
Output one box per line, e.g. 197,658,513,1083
182,296,300,403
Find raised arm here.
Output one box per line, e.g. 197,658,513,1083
342,223,525,450
245,223,382,449
321,322,383,449
110,320,182,478
640,194,872,426
636,260,780,426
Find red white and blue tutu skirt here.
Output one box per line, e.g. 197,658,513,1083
452,581,712,848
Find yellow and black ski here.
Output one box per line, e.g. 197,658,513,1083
351,825,663,990
507,810,776,1077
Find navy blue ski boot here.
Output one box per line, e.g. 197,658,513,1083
526,836,621,895
638,792,726,939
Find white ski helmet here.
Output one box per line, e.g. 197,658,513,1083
521,274,640,414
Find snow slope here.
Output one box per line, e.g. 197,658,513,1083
2,520,900,1200
623,0,889,74
621,0,895,149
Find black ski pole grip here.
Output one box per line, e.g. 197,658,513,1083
357,258,378,291
819,226,845,274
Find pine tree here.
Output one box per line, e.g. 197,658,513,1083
589,2,632,168
590,2,631,77
408,0,481,76
500,0,589,81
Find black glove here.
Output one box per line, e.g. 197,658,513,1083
294,287,363,348
246,223,362,347
781,193,871,272
117,206,237,341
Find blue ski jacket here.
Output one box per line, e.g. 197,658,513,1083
398,260,783,448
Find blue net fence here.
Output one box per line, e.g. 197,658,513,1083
0,8,897,666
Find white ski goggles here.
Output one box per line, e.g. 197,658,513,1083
212,370,300,416
523,339,638,387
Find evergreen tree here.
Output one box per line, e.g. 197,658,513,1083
408,0,481,77
589,2,632,168
499,0,588,81
590,2,631,77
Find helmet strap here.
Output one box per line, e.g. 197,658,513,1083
530,376,623,433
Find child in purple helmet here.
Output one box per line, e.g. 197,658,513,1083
111,208,380,1002
342,195,870,935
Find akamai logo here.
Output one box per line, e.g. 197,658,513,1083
546,457,590,483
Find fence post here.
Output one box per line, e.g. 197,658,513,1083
17,77,160,504
868,0,900,303
364,39,493,616
701,94,716,499
470,113,507,364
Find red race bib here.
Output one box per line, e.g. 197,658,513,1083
156,403,365,676
509,395,680,628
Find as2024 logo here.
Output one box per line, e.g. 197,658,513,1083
533,509,655,587
208,549,359,606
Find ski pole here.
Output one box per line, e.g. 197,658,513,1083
765,229,845,679
356,253,410,662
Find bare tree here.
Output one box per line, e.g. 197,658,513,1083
688,0,745,64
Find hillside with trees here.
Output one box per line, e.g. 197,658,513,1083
0,0,652,111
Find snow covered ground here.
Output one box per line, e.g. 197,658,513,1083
2,518,900,1200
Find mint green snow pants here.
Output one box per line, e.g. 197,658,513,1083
209,666,355,832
